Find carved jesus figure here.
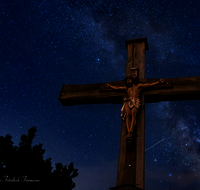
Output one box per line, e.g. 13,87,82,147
105,76,165,138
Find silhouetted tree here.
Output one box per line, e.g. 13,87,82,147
0,127,78,190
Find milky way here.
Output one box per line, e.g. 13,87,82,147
1,0,200,190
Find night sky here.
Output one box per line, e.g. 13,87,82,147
1,0,200,190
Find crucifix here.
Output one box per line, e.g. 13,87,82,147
58,37,200,190
104,70,165,139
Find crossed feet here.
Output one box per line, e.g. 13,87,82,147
126,132,132,138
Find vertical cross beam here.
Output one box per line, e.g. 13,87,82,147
113,38,148,190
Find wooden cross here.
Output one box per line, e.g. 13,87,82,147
58,38,200,190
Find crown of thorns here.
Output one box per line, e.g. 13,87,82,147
124,76,134,83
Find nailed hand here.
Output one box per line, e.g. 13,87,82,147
159,79,165,83
105,83,110,88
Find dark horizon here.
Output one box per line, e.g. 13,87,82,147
1,0,200,189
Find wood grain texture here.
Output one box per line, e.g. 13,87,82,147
58,76,200,106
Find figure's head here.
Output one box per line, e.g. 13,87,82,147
124,75,139,87
124,76,134,87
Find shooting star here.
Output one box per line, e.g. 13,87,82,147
145,138,165,152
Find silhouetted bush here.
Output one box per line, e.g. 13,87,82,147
0,127,78,190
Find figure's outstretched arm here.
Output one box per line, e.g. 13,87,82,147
105,83,126,90
141,79,165,89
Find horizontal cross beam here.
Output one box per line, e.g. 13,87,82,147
58,76,200,106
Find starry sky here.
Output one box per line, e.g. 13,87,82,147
1,0,200,190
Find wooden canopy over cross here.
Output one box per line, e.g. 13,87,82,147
58,38,200,190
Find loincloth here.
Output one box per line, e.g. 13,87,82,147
121,98,140,120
